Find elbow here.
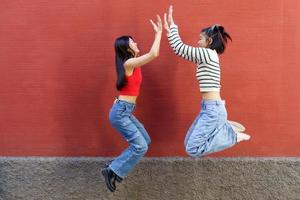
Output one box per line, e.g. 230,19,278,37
151,51,159,58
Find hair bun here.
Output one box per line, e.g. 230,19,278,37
218,26,224,33
211,24,219,31
212,24,224,33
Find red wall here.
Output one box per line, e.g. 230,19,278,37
0,0,299,156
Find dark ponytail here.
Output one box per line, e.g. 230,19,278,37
114,36,134,90
202,24,232,54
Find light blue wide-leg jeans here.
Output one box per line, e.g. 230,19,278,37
184,100,237,157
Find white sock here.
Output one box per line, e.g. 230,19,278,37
236,132,251,142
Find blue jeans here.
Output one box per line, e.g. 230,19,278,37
184,100,237,157
108,99,151,178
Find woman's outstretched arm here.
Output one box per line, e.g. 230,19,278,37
124,15,162,69
164,6,209,64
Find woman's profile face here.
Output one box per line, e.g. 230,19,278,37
128,38,140,56
197,32,210,48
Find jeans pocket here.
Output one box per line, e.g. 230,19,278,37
112,103,128,117
203,106,218,118
120,117,132,127
205,104,218,111
218,106,227,120
119,117,140,142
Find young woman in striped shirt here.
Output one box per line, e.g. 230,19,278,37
164,6,250,157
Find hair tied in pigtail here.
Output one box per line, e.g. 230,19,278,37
202,24,232,54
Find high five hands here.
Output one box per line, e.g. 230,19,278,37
149,5,175,34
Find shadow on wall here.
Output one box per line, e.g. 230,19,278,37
53,31,117,156
137,51,184,155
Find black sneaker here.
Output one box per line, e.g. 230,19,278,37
101,167,116,192
105,160,123,183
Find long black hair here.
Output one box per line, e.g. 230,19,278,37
114,35,135,90
202,24,232,54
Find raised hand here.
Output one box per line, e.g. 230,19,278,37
150,15,162,34
164,13,170,33
164,5,175,34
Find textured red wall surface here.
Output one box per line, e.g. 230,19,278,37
0,0,299,156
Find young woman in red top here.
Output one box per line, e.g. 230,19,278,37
101,15,162,192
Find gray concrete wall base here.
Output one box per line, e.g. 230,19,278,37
0,157,299,200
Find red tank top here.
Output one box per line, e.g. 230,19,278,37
119,67,142,96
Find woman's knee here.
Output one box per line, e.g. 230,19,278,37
139,130,151,145
146,137,151,145
185,143,202,157
185,147,198,157
132,139,148,154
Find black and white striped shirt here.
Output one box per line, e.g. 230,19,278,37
167,24,221,92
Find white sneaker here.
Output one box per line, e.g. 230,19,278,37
236,132,251,142
228,120,246,132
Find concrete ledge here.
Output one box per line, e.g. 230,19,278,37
0,157,299,200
